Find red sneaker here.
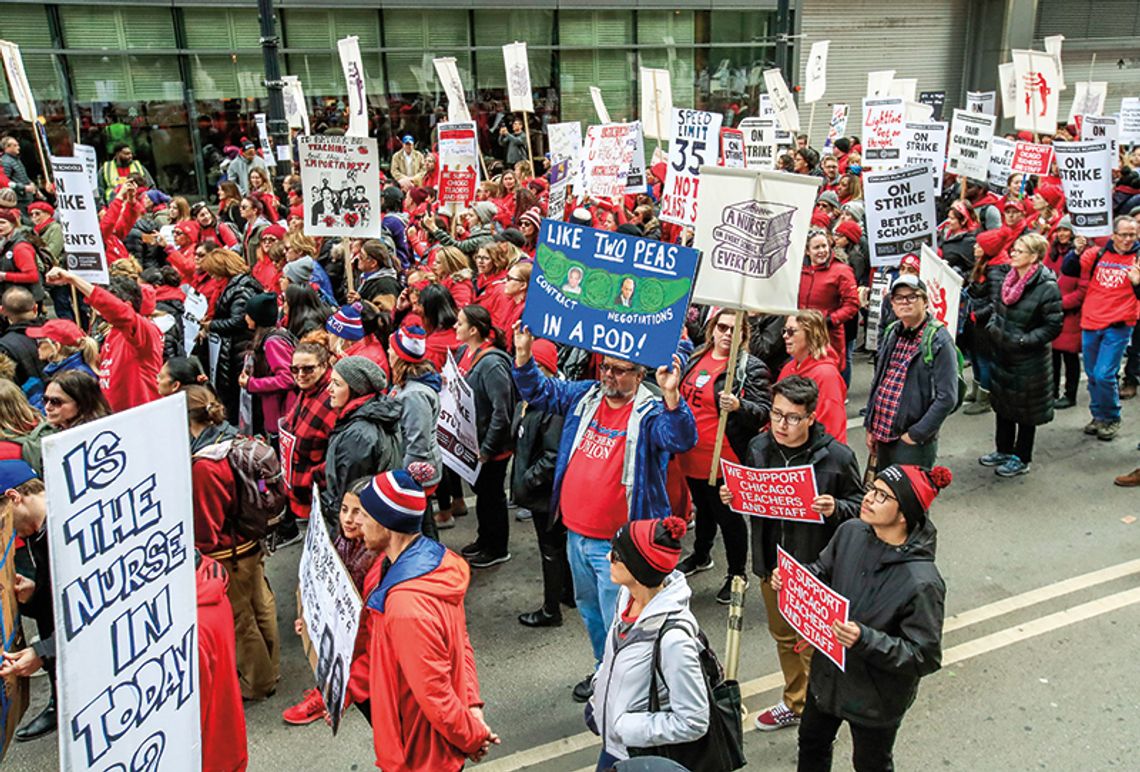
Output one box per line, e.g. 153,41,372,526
282,688,327,725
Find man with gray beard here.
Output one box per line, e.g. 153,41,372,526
511,322,697,703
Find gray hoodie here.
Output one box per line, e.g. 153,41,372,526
590,571,709,760
390,373,443,487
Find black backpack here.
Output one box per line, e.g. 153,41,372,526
627,617,746,772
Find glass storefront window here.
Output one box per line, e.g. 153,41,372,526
559,12,635,125
59,7,176,51
183,9,262,50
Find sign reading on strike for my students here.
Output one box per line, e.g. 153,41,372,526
778,546,850,671
946,109,996,183
298,134,382,238
438,121,479,206
44,395,200,771
1011,142,1054,176
1053,140,1113,237
861,97,905,165
864,165,936,268
521,219,699,368
660,108,724,227
738,118,777,170
720,460,821,523
50,156,109,284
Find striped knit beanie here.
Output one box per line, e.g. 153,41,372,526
326,303,365,341
392,325,427,363
611,516,687,587
358,469,427,533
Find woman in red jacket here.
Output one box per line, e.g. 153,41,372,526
1043,215,1084,408
473,241,511,298
798,228,859,368
778,310,848,444
433,246,476,309
196,553,249,772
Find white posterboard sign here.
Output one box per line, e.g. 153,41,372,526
823,104,849,150
901,121,948,195
337,36,369,137
73,144,100,197
1081,115,1119,171
1068,81,1107,122
433,57,472,123
946,109,996,183
888,78,918,104
181,286,208,357
254,113,277,170
298,134,382,238
639,67,673,141
920,243,963,336
660,108,724,227
584,123,639,201
589,87,611,124
763,68,801,133
298,493,362,735
862,97,906,166
997,63,1017,119
803,40,829,105
987,137,1016,193
966,91,997,116
438,352,483,485
692,166,821,314
45,396,200,772
1119,98,1140,144
864,165,937,268
1053,139,1113,237
548,121,584,189
739,117,778,171
0,41,37,122
1043,34,1066,91
503,42,534,113
282,75,311,135
50,156,109,285
866,70,895,98
1011,49,1060,134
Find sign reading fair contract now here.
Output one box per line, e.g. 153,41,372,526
777,546,850,671
721,460,821,522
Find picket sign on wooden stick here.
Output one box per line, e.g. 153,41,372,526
70,285,81,327
724,574,747,680
652,70,666,154
807,102,817,145
342,237,354,291
707,309,745,485
523,112,536,169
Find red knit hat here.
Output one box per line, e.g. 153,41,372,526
27,201,54,217
1035,181,1065,210
975,228,1006,258
288,205,305,221
611,517,687,587
262,223,287,241
899,253,921,273
876,465,952,530
519,206,543,232
835,219,863,245
531,339,559,374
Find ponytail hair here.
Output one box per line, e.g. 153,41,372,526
183,384,226,427
460,304,506,350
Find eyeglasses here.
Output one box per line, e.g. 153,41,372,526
781,327,801,338
290,364,320,375
1115,231,1138,240
714,322,735,335
863,483,898,505
261,235,278,243
599,362,638,376
891,293,921,305
770,407,808,426
507,274,526,283
44,396,70,408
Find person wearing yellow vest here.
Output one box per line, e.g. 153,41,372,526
98,143,154,203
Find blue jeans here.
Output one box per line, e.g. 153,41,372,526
1083,325,1134,422
568,530,620,666
969,351,993,391
1124,324,1140,384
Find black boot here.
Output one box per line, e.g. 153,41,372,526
519,546,566,627
16,696,56,741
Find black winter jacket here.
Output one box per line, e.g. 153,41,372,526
321,395,403,519
510,401,564,514
209,273,262,416
982,265,1063,426
680,348,772,463
938,228,978,278
806,518,945,728
747,313,789,377
457,344,517,459
746,425,863,577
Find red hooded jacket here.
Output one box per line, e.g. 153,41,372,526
196,555,248,772
86,286,163,412
797,257,860,355
779,351,849,444
367,539,488,771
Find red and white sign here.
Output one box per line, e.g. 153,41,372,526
721,460,821,523
278,426,297,490
584,122,640,200
1011,49,1060,135
438,121,479,206
661,107,723,226
861,97,905,166
1010,142,1054,176
777,546,850,671
719,128,746,168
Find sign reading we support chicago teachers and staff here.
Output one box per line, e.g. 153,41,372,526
521,219,699,368
721,460,821,523
778,546,850,671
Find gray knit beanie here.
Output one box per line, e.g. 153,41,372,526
284,256,315,285
472,200,498,225
333,355,388,396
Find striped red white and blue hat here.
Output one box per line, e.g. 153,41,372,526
392,325,427,363
358,469,426,533
326,303,365,341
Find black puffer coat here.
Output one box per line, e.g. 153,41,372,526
209,272,263,421
982,264,1063,426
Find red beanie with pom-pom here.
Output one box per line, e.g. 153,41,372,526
876,465,953,531
611,516,688,587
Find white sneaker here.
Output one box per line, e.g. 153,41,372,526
754,702,801,731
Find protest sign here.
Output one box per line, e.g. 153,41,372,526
45,396,200,771
889,78,918,104
823,104,849,150
1011,142,1054,176
521,219,698,368
966,91,996,116
986,137,1016,193
589,87,611,124
865,271,890,351
584,123,639,201
803,40,829,105
503,42,533,113
1068,81,1107,122
918,91,946,121
861,97,906,165
0,501,28,763
660,108,724,226
298,495,362,735
946,109,996,182
720,128,746,168
50,156,109,284
866,70,895,98
298,134,382,238
438,352,483,485
624,122,647,194
1044,34,1066,91
337,37,368,137
0,41,36,122
901,121,948,195
777,546,850,671
739,118,777,170
905,101,934,123
757,95,795,147
548,121,584,189
547,159,570,222
433,57,471,122
1081,115,1119,171
181,286,208,359
438,121,479,206
1053,140,1113,237
721,460,821,523
639,67,673,141
997,63,1017,119
864,165,936,268
74,143,99,196
1119,98,1140,144
282,75,311,135
692,167,821,314
254,113,276,170
920,243,964,335
1011,49,1060,134
762,69,800,133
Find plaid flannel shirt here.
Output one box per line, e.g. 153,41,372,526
869,321,926,443
283,370,338,517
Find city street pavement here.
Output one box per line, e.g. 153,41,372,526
7,357,1140,771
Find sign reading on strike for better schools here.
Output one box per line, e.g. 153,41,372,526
438,352,483,485
946,109,996,183
50,156,109,284
861,97,906,165
778,546,850,671
522,219,698,368
298,134,382,238
1010,142,1054,176
438,121,479,206
692,167,821,314
660,108,724,226
720,128,746,168
720,460,821,523
44,395,200,771
864,165,936,268
298,493,362,735
1053,140,1113,237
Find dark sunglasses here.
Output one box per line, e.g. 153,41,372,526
44,396,69,408
599,363,638,376
290,364,320,375
714,322,734,334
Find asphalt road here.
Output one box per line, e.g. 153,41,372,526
7,357,1140,771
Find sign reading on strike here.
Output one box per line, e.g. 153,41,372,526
1053,140,1113,237
777,546,850,671
720,460,821,523
719,128,746,168
438,352,483,485
1010,142,1053,176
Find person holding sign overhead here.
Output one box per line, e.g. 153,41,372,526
719,375,862,732
770,464,949,771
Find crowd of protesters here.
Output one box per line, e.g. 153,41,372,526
0,102,1137,772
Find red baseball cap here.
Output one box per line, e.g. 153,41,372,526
27,319,85,346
